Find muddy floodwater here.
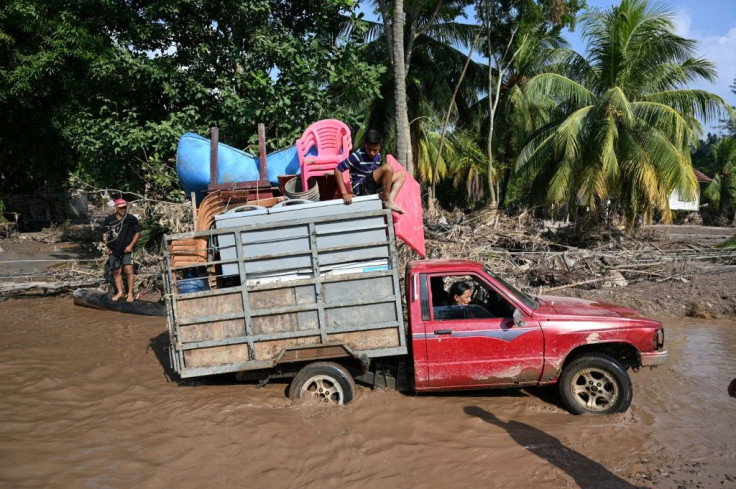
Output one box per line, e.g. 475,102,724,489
1,297,734,489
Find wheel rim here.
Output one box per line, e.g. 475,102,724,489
568,367,619,412
299,375,345,405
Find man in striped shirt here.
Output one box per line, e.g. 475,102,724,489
334,130,405,214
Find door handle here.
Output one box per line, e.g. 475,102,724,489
434,329,452,335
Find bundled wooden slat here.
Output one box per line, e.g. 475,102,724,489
169,238,208,268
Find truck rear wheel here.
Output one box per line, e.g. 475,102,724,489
559,353,632,415
289,362,356,406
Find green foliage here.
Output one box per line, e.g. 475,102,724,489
0,0,107,193
5,0,730,217
516,0,736,227
691,133,721,177
702,136,736,216
137,217,169,254
716,233,736,248
448,128,488,204
358,1,484,158
0,199,7,222
1,0,379,199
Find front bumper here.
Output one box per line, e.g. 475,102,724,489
639,349,668,367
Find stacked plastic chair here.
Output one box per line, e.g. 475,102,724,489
296,119,352,191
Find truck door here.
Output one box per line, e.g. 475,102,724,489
420,274,544,389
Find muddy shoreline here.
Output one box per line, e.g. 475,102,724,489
3,222,734,319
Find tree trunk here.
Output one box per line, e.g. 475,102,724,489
486,34,497,204
392,0,412,174
432,32,481,207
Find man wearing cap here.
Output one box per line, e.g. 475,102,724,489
103,199,141,302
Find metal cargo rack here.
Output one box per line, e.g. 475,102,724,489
162,207,408,379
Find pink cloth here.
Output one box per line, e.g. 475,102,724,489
387,155,425,257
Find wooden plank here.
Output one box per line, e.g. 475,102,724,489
177,292,243,319
191,191,198,229
253,335,321,360
209,126,218,188
184,344,250,367
178,319,245,343
258,123,268,181
327,328,400,350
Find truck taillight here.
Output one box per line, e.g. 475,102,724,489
655,328,665,349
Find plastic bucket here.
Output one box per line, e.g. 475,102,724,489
284,176,320,202
177,277,209,294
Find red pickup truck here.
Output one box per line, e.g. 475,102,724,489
164,204,666,415
398,259,667,414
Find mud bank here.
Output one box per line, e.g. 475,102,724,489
0,297,734,489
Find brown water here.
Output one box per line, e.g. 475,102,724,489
0,297,734,489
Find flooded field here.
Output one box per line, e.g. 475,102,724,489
0,297,734,489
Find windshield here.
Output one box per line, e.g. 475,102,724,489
484,266,538,310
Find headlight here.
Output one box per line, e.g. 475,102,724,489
655,328,665,349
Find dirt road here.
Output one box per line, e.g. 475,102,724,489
0,297,733,489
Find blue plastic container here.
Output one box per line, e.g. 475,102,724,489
177,277,209,294
175,132,302,203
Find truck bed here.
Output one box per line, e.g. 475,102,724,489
162,197,408,378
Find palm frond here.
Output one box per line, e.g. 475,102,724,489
645,89,736,127
524,73,595,110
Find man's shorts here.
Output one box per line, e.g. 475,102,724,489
108,253,133,269
352,175,380,196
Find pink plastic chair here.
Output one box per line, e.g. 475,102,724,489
296,119,352,191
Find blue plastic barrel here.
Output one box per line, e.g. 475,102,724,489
177,277,209,294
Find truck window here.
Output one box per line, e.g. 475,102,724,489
420,274,430,321
484,266,538,310
430,274,513,320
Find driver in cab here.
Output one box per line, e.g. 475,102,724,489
435,281,493,320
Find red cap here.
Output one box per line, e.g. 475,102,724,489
114,199,127,207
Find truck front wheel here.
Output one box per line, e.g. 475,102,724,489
558,353,632,414
289,362,356,406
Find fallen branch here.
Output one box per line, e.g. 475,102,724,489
544,278,607,292
0,278,103,296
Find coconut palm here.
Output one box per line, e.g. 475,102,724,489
482,30,571,208
703,136,736,219
516,0,736,226
414,111,452,186
448,128,488,204
347,2,484,174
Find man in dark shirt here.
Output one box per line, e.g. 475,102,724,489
334,129,405,213
103,199,141,302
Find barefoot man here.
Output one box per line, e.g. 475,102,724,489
334,129,405,213
103,199,141,302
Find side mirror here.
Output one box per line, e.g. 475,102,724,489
513,309,526,327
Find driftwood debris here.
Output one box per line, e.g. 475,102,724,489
0,278,102,296
417,209,736,293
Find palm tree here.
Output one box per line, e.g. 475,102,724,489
703,136,736,219
483,29,571,208
516,0,736,226
354,1,482,174
448,128,487,204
